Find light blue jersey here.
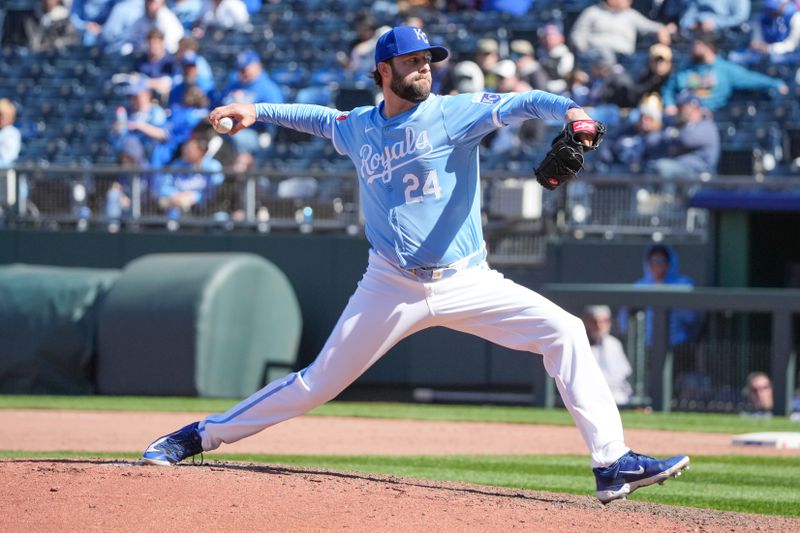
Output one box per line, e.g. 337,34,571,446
255,91,577,268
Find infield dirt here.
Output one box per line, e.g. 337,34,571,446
1,410,799,532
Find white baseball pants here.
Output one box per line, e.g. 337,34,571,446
200,250,629,467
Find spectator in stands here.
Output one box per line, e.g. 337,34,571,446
430,45,452,96
510,39,550,91
647,91,720,193
618,244,703,349
487,60,546,149
474,38,501,91
650,0,683,25
337,13,383,84
135,27,179,102
679,0,751,33
583,305,633,407
741,371,773,417
211,148,274,222
100,0,144,54
104,134,148,227
661,31,790,114
191,118,236,167
439,60,485,95
153,133,224,215
69,0,114,46
494,60,532,94
626,43,674,108
240,0,261,15
399,13,426,29
149,85,210,167
569,0,675,57
566,67,592,107
741,0,800,64
195,0,250,37
173,37,214,94
217,49,284,155
168,51,213,109
582,48,635,110
481,0,534,16
172,0,204,33
127,0,185,55
0,99,21,168
538,24,574,94
111,78,169,162
598,96,664,173
25,0,79,52
219,49,284,107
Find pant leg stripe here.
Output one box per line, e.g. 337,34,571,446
204,374,299,425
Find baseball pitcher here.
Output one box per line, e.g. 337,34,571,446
142,26,689,504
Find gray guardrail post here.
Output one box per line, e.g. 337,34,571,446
772,310,796,416
649,308,671,412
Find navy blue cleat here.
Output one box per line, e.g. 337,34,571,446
593,450,690,504
142,422,204,466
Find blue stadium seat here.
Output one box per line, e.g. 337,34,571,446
271,63,310,88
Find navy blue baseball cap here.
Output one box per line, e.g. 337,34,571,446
374,26,449,64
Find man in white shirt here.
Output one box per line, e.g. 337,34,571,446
126,0,184,54
583,305,633,406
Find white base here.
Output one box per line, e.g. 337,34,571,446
731,432,800,449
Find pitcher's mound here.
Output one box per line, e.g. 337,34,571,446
2,459,799,532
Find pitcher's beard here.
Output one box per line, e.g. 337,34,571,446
390,73,431,103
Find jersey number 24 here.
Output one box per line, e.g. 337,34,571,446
403,170,442,204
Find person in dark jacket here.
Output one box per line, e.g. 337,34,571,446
626,43,674,108
646,90,720,196
598,97,664,173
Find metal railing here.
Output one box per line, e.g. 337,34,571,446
1,165,562,264
561,174,710,241
541,284,800,416
4,165,800,261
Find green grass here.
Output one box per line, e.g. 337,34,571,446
2,450,798,517
1,395,797,433
4,396,799,516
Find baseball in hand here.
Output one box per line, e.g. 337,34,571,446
215,117,233,134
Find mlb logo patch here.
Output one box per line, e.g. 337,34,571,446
336,113,349,121
473,93,502,105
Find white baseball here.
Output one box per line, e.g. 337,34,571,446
215,117,233,134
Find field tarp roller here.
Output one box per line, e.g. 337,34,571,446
96,253,302,398
0,264,120,394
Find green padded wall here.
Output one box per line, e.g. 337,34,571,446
0,264,120,393
96,253,301,397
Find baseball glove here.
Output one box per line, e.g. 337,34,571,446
534,120,606,191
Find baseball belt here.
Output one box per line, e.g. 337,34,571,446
402,247,487,282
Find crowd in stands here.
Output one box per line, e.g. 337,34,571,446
1,0,799,219
2,1,799,416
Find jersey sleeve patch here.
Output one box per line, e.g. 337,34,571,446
472,93,502,105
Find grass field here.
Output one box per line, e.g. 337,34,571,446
2,395,799,516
